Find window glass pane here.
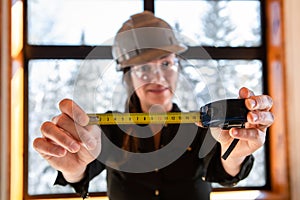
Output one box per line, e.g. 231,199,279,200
193,59,265,187
28,58,265,195
27,59,122,195
155,0,261,47
182,59,266,187
27,0,143,45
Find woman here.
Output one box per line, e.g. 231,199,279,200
33,11,274,199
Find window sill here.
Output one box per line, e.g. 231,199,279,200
36,190,288,200
211,190,289,200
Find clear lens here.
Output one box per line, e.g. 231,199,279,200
131,58,179,82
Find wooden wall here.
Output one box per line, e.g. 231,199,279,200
284,0,300,199
0,0,12,200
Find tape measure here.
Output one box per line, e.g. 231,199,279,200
88,112,201,125
87,99,248,160
87,99,248,128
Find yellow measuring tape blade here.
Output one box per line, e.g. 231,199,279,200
88,112,201,125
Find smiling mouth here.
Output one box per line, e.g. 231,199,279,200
148,87,169,93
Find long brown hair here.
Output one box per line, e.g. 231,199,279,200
121,67,140,152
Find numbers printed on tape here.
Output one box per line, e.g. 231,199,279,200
88,112,201,125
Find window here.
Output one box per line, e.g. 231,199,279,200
25,0,270,199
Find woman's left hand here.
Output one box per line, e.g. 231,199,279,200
212,87,274,159
208,87,274,176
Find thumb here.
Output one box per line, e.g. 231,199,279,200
58,99,89,126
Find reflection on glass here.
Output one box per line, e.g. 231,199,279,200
155,0,261,47
28,59,265,195
27,0,143,45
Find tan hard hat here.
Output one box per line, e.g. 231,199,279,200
112,11,187,70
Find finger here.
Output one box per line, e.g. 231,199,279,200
247,111,275,126
209,127,222,141
245,95,273,111
83,125,102,151
195,122,203,127
52,113,80,139
53,114,99,150
59,99,89,126
230,128,265,147
210,127,231,143
239,87,255,99
41,121,81,153
33,137,67,157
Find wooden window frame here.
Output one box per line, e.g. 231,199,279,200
0,1,12,200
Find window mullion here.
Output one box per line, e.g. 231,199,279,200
25,45,263,60
24,45,112,59
182,46,264,60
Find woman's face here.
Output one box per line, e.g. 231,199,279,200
130,53,179,112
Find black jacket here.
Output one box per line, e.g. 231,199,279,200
55,104,254,200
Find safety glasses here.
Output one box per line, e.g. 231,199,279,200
130,58,179,82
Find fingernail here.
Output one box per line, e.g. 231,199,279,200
231,129,238,136
86,139,97,150
251,113,258,122
51,116,58,124
248,99,256,109
70,142,80,152
57,149,66,156
78,115,89,126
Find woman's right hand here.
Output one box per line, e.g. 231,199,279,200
33,99,102,183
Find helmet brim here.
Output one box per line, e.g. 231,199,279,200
116,44,187,70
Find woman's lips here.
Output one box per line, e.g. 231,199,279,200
148,86,168,93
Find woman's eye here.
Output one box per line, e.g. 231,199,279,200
161,61,171,69
140,65,151,72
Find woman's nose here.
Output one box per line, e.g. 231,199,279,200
151,66,167,83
